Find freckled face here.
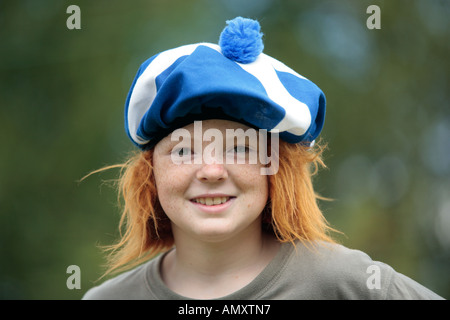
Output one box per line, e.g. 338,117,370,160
152,119,269,243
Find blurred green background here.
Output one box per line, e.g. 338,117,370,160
1,0,449,299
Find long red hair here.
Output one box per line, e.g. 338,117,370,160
94,140,338,278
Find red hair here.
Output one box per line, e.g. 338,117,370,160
95,140,338,278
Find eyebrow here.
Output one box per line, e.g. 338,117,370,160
162,126,262,149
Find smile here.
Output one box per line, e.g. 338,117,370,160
192,197,231,206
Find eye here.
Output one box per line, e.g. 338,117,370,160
234,145,250,153
172,147,193,157
179,147,192,156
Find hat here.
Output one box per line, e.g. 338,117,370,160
125,17,326,150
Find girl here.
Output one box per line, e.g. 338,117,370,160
83,17,443,300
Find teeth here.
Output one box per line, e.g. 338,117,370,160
194,197,230,206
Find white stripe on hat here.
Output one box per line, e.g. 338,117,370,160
237,54,311,136
264,54,307,81
127,43,221,145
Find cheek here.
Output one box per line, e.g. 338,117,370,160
254,179,269,208
236,167,269,208
153,160,190,209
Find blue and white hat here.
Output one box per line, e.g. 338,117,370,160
125,17,326,150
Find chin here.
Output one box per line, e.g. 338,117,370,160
192,226,238,243
189,219,259,243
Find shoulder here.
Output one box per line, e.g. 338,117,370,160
282,241,443,300
82,260,155,300
284,241,388,299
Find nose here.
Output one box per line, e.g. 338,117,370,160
196,162,228,182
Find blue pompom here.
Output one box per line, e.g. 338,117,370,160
219,17,264,64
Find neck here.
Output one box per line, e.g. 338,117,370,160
161,221,279,299
176,227,265,275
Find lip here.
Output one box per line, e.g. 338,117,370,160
189,194,236,213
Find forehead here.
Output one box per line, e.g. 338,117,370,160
181,119,252,132
156,119,255,147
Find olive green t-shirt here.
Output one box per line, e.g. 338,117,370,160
82,241,443,300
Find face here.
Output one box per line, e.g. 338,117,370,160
153,119,269,243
